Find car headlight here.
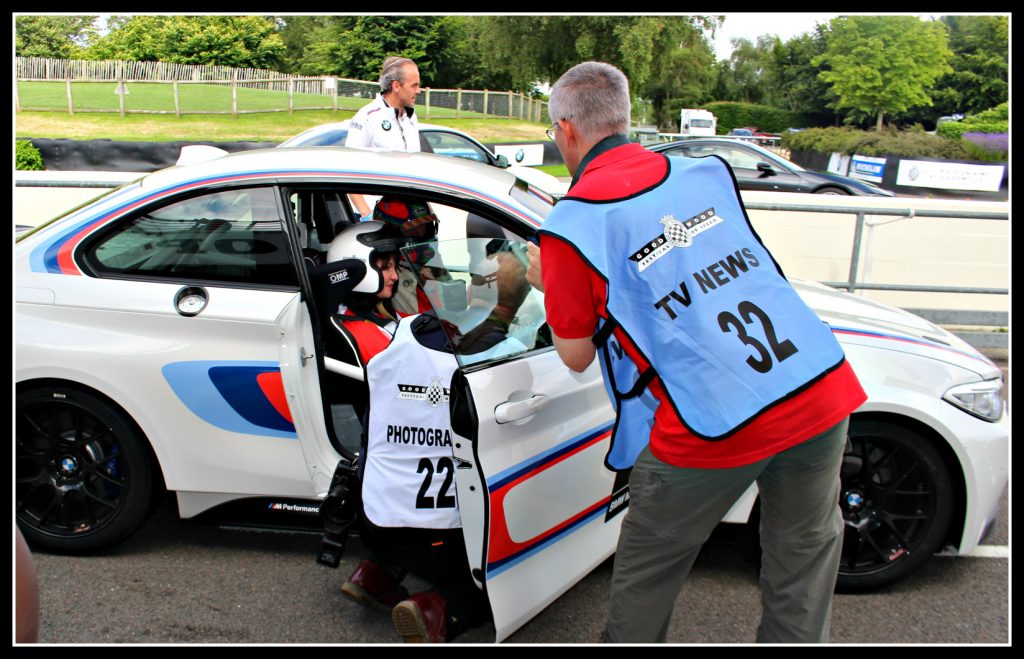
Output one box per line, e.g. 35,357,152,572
943,379,1004,422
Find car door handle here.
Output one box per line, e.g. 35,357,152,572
494,393,548,424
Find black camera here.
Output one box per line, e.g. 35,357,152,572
316,457,361,568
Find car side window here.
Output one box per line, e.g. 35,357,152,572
401,237,551,367
86,187,298,287
710,146,761,170
664,146,705,159
423,132,489,164
391,200,552,367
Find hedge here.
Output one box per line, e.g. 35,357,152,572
655,100,804,134
781,126,973,160
16,139,44,171
936,102,1008,140
700,101,805,134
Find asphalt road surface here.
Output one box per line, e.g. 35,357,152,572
26,478,1007,645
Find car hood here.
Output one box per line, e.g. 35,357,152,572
792,278,999,378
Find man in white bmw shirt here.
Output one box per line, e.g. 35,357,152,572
346,56,422,220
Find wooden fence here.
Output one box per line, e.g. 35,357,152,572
16,57,288,83
15,56,548,121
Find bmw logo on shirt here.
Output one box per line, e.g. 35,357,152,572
382,120,392,131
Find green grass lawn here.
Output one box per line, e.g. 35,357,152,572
535,164,570,178
17,80,508,120
18,81,371,114
16,80,549,144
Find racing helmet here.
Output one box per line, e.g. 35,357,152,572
326,221,406,294
373,195,439,240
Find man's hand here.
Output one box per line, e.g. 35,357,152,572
350,194,372,219
526,242,544,292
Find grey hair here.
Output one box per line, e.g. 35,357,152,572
380,56,416,94
548,61,631,140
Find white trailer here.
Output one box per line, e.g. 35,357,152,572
679,108,717,136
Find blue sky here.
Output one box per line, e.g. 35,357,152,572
712,13,842,60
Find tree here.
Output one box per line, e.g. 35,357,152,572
931,15,1008,117
86,16,286,69
716,35,780,106
279,16,505,89
768,27,840,126
275,15,335,74
641,27,718,129
470,16,720,107
15,15,98,59
814,16,952,131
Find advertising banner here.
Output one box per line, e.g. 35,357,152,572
849,155,887,183
896,160,1006,192
827,152,851,176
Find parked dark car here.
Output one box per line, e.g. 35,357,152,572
727,127,778,147
649,138,896,196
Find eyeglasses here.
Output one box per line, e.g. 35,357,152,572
546,115,573,141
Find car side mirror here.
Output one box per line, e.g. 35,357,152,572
756,162,776,176
495,154,510,168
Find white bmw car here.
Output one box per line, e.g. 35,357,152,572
278,119,569,196
15,147,1007,641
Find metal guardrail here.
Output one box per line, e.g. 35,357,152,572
903,309,1009,350
744,199,1008,350
14,174,1008,346
742,201,1009,297
16,178,137,188
655,133,781,144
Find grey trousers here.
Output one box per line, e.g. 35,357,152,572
603,418,848,643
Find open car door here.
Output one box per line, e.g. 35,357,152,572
401,237,627,641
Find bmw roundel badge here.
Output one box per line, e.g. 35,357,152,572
382,120,392,131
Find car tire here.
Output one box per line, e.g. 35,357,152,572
814,186,850,195
836,419,953,592
16,386,159,554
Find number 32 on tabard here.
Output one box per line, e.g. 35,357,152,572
718,300,798,373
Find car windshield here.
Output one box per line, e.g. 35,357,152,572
741,142,805,171
280,128,348,147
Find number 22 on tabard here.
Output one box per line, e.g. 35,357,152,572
717,300,798,373
416,457,457,509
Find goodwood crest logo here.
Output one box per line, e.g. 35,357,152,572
629,207,723,273
397,376,451,408
660,215,693,248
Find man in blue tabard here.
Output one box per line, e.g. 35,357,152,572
526,61,866,643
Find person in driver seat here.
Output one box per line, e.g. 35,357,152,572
371,195,449,317
324,220,405,373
